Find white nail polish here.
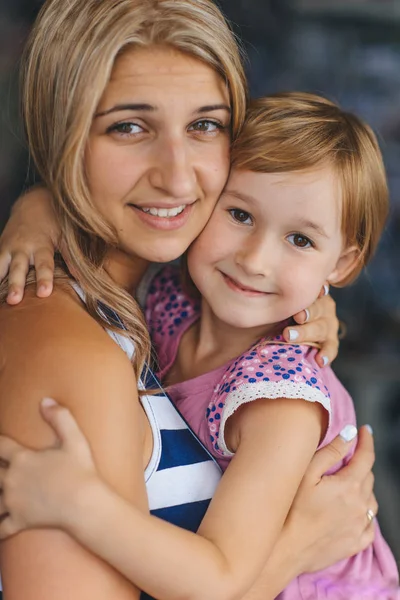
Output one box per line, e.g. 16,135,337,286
304,308,310,323
322,356,329,366
339,424,358,442
288,329,299,341
323,283,330,296
365,424,374,435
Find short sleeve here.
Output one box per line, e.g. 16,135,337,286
206,342,331,458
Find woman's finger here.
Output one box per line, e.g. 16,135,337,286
304,425,358,483
33,248,55,297
283,318,328,345
6,251,31,305
341,425,375,481
292,294,337,326
315,338,339,367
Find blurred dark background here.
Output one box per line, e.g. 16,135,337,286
0,0,399,563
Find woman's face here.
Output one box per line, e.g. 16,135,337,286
86,45,231,267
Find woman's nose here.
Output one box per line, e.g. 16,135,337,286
149,135,197,201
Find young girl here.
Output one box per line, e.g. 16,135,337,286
0,93,394,600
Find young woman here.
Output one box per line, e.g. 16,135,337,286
0,1,376,599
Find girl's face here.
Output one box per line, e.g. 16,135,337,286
188,166,357,330
85,45,231,266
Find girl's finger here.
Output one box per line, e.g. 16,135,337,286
0,515,20,541
0,436,25,463
0,251,11,281
40,399,91,454
6,252,31,305
33,248,55,297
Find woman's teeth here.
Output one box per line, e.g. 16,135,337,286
141,205,186,218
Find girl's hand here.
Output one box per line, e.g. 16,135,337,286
0,399,98,537
286,425,377,573
0,187,59,304
283,284,340,367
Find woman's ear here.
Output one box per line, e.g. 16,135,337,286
327,246,360,285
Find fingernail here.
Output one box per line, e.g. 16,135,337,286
365,424,374,435
323,283,330,296
288,329,299,341
303,308,310,323
38,285,47,295
322,356,329,366
41,397,57,408
340,424,358,442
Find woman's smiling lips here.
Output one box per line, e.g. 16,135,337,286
220,271,270,297
128,201,197,231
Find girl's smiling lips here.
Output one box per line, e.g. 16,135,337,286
220,271,270,297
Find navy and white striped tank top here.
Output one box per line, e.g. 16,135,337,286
88,292,223,599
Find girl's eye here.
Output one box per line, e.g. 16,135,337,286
107,122,145,136
287,233,313,249
229,209,253,225
189,119,225,134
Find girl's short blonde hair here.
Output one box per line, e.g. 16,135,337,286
232,92,389,286
19,0,247,376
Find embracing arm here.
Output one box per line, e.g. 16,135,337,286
241,425,377,600
2,393,324,600
0,288,147,600
0,186,58,303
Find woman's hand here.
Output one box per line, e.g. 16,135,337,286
285,425,377,574
0,186,59,304
283,284,340,368
0,399,99,536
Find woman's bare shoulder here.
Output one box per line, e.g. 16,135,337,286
0,284,141,456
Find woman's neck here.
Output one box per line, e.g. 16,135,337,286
172,299,279,383
104,248,149,294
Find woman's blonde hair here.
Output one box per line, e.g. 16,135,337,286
16,0,247,377
232,92,389,286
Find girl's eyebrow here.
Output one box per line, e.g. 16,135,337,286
95,103,231,118
296,218,329,239
223,189,255,204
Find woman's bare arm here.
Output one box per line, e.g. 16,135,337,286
0,286,148,600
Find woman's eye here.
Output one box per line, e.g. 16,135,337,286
229,209,253,225
108,122,145,136
287,233,313,249
189,120,224,134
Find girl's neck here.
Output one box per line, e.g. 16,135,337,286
171,299,280,384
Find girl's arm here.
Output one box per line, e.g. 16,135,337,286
0,186,59,303
0,409,375,600
0,286,148,600
0,392,326,600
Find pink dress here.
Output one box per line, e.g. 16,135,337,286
145,265,399,599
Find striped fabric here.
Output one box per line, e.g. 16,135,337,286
0,290,222,599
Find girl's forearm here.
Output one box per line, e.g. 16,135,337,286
68,479,253,600
241,523,303,600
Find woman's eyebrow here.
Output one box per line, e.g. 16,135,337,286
95,103,155,117
196,104,231,115
95,103,231,118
